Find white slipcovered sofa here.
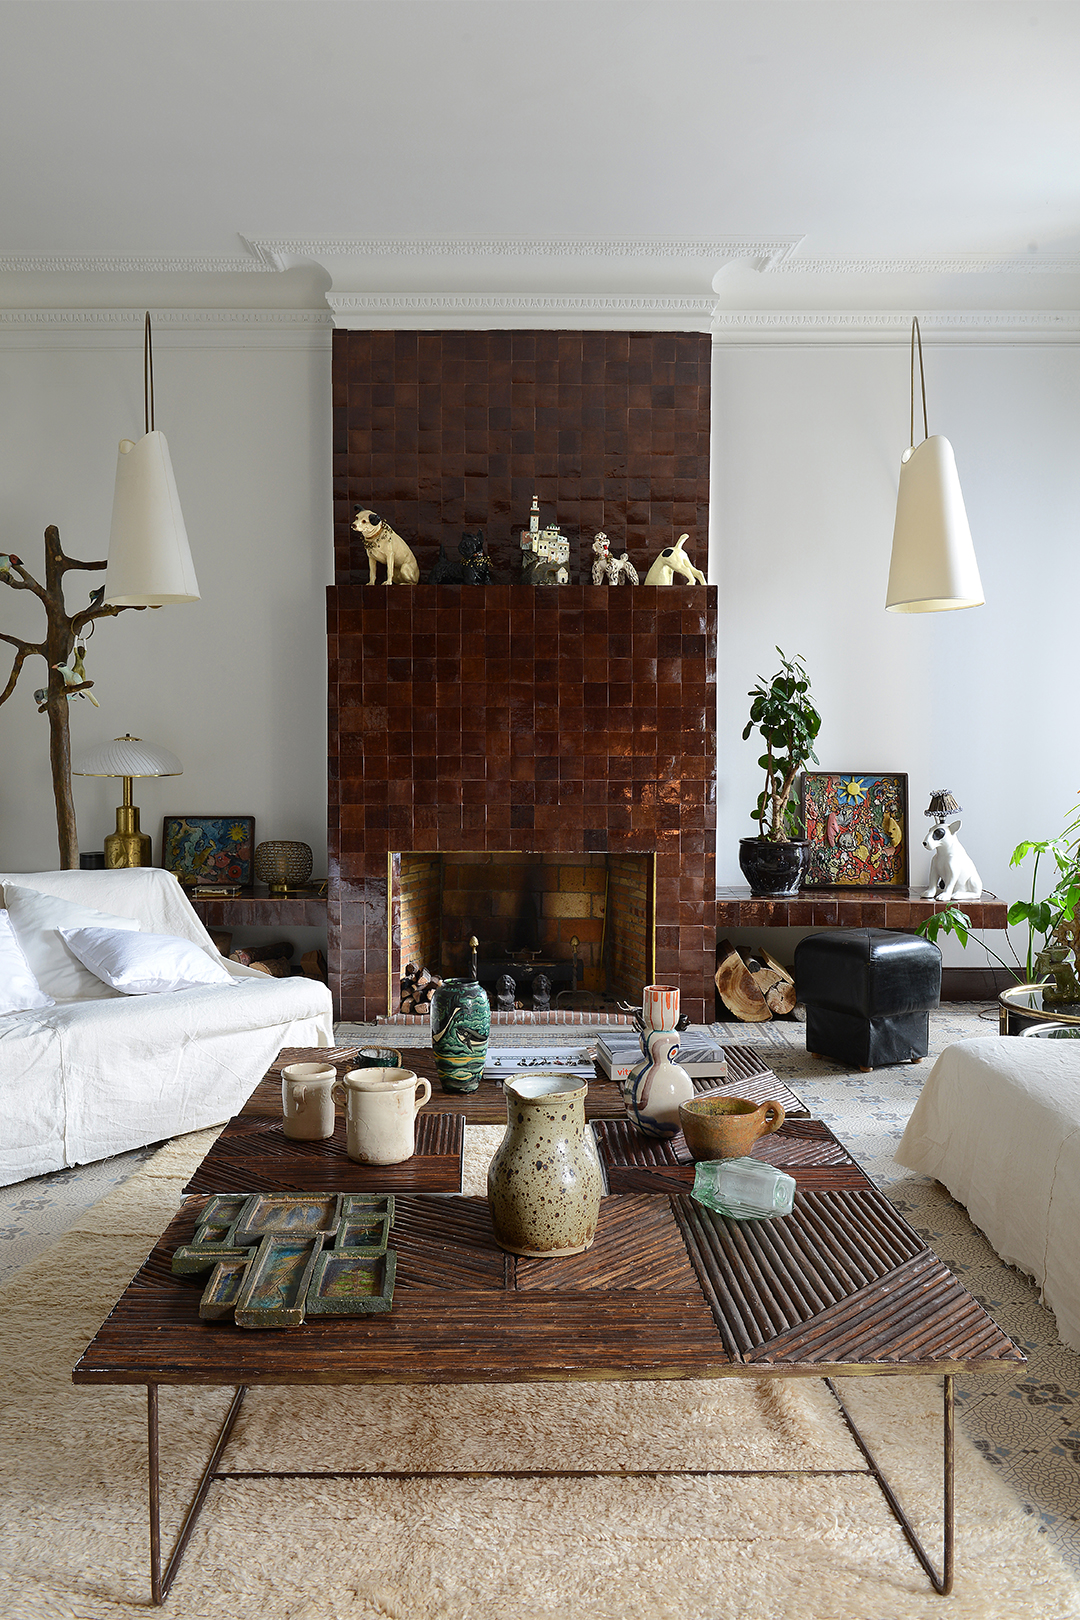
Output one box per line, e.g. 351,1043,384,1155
1,866,334,1186
895,1035,1080,1351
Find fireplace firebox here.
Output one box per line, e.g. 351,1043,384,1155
392,850,654,1014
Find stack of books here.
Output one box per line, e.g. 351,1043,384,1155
595,1030,729,1084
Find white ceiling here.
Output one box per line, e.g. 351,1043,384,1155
3,0,1080,318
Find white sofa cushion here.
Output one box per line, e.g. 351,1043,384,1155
0,910,55,1014
3,885,140,1001
59,926,240,995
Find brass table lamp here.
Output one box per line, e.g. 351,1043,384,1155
72,734,182,867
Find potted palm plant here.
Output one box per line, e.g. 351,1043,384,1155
739,649,822,897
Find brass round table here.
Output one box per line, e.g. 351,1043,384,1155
998,983,1080,1036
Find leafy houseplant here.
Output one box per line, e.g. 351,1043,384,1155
739,649,821,896
917,794,1080,1003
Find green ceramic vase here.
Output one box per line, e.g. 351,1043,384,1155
430,977,491,1093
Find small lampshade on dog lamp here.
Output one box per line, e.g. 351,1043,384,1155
885,319,984,614
72,734,182,867
104,314,200,607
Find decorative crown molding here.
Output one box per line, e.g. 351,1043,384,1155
0,252,269,275
711,310,1080,343
767,252,1080,277
244,235,804,268
327,291,719,331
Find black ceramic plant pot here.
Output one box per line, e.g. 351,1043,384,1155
738,837,810,898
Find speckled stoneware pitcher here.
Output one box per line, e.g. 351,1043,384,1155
487,1073,603,1258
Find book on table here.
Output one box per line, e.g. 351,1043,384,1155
596,1030,729,1081
482,1047,597,1083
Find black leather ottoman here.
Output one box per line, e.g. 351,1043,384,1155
794,928,942,1070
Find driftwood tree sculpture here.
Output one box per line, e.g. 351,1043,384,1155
0,526,143,868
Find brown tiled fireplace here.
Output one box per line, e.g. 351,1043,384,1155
327,329,717,1022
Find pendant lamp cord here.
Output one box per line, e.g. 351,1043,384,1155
143,311,155,436
909,316,928,449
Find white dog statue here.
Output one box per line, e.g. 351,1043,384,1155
921,819,983,902
643,534,706,586
352,508,420,585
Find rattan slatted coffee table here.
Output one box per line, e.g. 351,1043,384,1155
74,1140,1023,1605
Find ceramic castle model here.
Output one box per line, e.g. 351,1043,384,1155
521,496,571,585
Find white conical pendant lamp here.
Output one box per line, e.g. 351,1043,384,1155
885,319,984,613
104,314,200,607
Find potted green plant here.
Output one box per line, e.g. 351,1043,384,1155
739,649,822,897
917,794,1080,1002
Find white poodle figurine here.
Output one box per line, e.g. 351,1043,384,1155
643,534,706,586
591,533,639,586
922,819,983,902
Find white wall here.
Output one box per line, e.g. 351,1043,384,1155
711,332,1080,966
0,316,333,874
4,314,1078,979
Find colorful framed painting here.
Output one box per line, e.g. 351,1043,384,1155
161,816,255,888
800,773,909,888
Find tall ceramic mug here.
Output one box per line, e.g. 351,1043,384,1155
643,984,680,1031
281,1063,338,1141
335,1067,431,1165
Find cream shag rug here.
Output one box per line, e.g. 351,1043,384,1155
1,1130,1078,1620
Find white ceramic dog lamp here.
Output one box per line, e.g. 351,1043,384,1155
922,819,983,902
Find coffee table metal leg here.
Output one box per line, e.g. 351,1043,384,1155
826,1374,954,1596
147,1382,248,1606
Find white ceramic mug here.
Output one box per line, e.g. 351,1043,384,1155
643,983,680,1031
335,1067,432,1165
281,1062,338,1140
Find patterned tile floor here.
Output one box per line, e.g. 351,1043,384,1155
2,1003,1077,1575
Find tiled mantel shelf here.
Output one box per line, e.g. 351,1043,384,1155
189,888,328,928
716,885,1008,931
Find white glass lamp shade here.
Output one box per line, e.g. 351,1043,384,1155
886,435,984,613
71,736,182,778
104,431,200,606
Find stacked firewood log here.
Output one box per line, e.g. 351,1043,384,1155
224,941,328,984
715,940,799,1022
229,940,294,978
399,962,444,1015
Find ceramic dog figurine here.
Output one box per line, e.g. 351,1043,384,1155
460,531,493,584
352,508,420,585
922,818,983,901
426,542,465,584
591,533,639,586
643,534,706,586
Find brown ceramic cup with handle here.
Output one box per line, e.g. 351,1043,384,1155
678,1095,786,1161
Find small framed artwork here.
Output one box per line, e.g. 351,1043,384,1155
800,773,909,888
161,816,255,888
